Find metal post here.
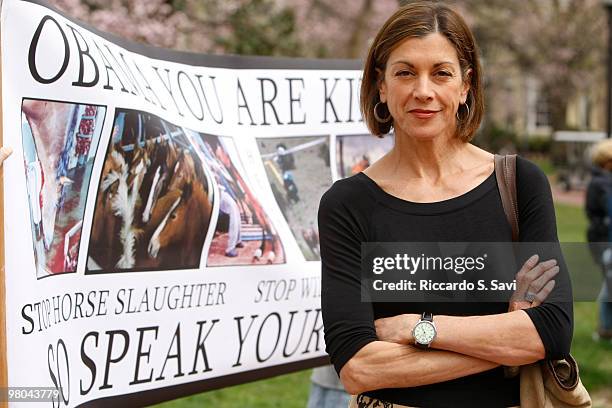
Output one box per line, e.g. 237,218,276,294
605,1,612,138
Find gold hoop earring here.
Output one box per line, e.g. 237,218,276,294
374,102,392,123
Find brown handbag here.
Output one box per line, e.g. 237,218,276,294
494,154,592,408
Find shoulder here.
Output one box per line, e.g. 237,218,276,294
514,155,554,214
515,155,552,199
318,174,377,232
513,156,559,239
513,156,555,220
516,155,549,187
320,174,376,209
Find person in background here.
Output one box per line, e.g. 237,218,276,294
306,365,350,408
218,185,243,258
585,139,612,341
275,143,296,173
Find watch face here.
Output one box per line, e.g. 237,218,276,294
414,321,436,344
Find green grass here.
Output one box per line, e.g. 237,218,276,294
572,302,612,390
156,202,610,406
555,203,588,242
528,155,556,177
156,370,312,407
554,203,612,394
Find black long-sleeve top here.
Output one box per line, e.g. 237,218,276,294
318,156,573,408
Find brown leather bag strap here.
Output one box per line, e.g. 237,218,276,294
494,154,519,241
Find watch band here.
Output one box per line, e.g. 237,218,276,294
414,312,435,349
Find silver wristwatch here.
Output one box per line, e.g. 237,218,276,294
412,312,436,349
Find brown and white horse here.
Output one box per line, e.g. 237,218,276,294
147,181,213,267
142,147,212,267
168,149,198,192
140,138,180,224
90,141,150,270
113,141,150,268
89,144,129,269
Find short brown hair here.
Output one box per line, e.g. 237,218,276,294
360,2,484,140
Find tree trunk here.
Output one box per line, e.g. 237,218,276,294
346,0,374,58
549,98,568,131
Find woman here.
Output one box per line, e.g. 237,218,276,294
318,3,573,407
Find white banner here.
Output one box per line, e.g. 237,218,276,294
0,0,394,406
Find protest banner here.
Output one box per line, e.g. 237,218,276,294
0,0,385,406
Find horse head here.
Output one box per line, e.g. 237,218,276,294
168,149,196,192
141,160,168,224
146,180,211,264
165,138,179,170
147,187,185,259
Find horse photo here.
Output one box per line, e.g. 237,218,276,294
87,109,214,272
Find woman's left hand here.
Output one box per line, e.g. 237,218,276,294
374,314,420,344
508,254,558,312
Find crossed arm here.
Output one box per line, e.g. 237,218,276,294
340,341,498,395
341,309,543,395
337,255,560,395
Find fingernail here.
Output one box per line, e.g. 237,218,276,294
529,254,539,264
551,266,560,274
